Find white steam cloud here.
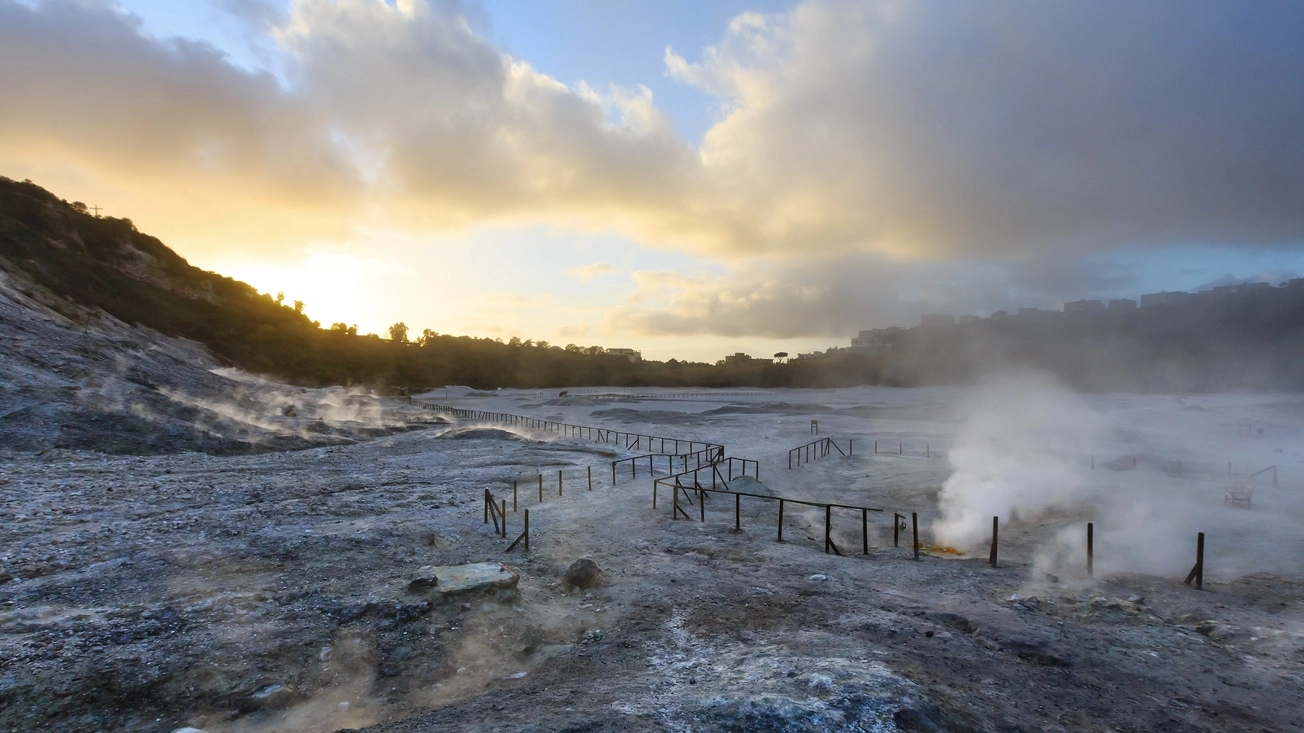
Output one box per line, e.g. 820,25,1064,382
935,373,1304,581
934,371,1107,549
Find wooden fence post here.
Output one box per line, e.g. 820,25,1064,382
824,505,832,554
989,516,998,567
1087,522,1094,577
1183,532,1205,590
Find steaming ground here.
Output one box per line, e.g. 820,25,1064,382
2,381,1304,731
0,269,440,455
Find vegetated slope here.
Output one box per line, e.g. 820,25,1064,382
0,176,373,385
0,178,453,454
0,176,883,390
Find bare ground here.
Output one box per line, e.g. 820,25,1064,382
2,407,1302,733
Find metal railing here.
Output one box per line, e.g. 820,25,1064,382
788,437,849,468
661,479,884,556
419,403,723,456
611,446,725,483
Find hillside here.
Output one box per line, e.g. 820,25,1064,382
0,178,450,454
5,175,1304,396
0,176,883,390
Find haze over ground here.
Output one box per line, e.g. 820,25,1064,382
3,0,1304,361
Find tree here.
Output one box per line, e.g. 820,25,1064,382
389,322,409,343
293,300,304,314
419,328,438,346
70,201,88,214
774,351,789,364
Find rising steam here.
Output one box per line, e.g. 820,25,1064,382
933,371,1107,548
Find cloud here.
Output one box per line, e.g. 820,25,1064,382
1193,271,1298,291
667,1,1304,259
567,261,616,281
605,252,1165,338
0,0,362,252
274,0,701,235
556,324,590,339
0,0,700,255
606,255,913,338
3,0,1303,306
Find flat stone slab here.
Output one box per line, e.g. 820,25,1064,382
410,562,520,596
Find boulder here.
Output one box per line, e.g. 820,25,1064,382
563,559,604,590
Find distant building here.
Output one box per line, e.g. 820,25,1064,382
793,350,825,361
850,328,896,356
605,348,642,363
919,314,954,327
957,314,981,325
723,352,758,365
1139,291,1195,307
1016,308,1056,322
1063,299,1104,314
1200,283,1270,300
1107,299,1137,311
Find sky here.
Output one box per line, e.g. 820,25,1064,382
2,0,1303,363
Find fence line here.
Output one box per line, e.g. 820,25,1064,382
477,445,1212,593
611,446,725,484
419,402,723,456
872,438,934,458
788,436,849,469
659,478,884,556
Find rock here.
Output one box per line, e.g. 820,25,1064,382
427,563,519,596
530,644,573,661
1044,573,1060,583
406,568,439,592
172,728,207,733
282,405,297,417
249,683,291,704
808,574,828,582
563,559,604,590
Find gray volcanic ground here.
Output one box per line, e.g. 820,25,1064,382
3,272,1304,732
